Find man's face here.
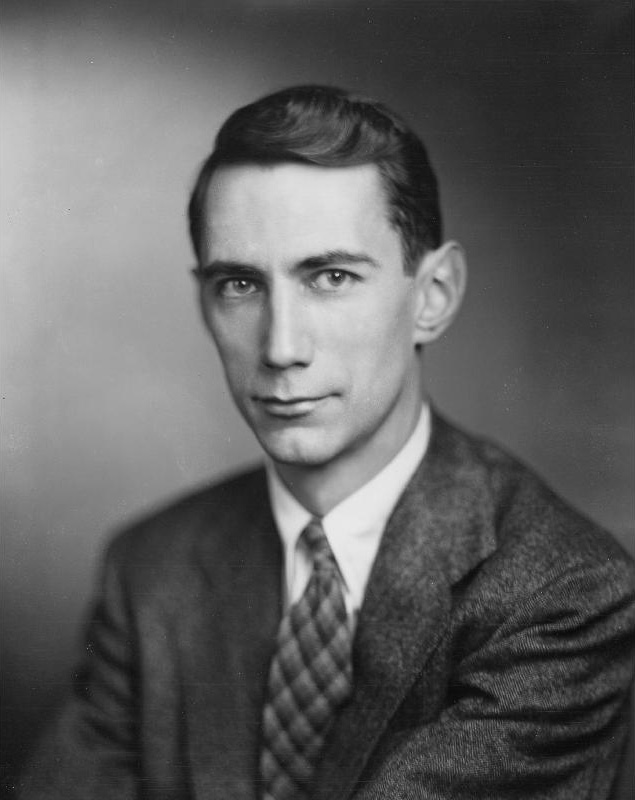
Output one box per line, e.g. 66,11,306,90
198,162,423,473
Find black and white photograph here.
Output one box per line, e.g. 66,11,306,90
1,1,634,798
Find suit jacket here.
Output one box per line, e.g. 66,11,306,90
18,413,635,799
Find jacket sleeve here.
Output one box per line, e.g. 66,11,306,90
355,557,635,800
17,542,140,800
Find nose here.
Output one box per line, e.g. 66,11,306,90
261,286,312,369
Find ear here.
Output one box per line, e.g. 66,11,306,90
412,241,467,345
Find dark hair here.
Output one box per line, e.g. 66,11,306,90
188,85,442,272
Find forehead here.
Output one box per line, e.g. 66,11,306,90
201,162,400,265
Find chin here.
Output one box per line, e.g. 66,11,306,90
256,427,338,468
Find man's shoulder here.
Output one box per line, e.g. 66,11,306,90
104,462,269,573
433,413,634,587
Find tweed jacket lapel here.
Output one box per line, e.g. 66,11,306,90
314,413,498,800
181,470,283,800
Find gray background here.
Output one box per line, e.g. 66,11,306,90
1,0,633,786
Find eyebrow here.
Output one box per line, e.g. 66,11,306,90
297,250,380,271
193,261,262,280
196,250,380,278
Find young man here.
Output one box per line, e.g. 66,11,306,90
20,86,635,799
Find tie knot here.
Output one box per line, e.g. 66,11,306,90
301,518,335,567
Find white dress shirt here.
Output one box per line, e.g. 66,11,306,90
266,404,431,630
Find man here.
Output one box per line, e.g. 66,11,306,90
19,85,635,799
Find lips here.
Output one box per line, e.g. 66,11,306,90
254,394,331,418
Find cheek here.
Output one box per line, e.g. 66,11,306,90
336,298,413,366
210,315,256,363
209,336,249,394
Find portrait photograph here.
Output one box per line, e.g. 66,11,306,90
1,1,634,798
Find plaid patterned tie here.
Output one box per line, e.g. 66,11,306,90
259,518,353,800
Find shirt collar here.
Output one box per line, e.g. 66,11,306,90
266,403,431,606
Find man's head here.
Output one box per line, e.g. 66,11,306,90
188,84,442,273
190,86,465,509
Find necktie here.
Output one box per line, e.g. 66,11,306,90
259,518,353,800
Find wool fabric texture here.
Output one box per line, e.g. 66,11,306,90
15,415,635,799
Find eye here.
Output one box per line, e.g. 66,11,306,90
311,269,355,291
217,278,259,298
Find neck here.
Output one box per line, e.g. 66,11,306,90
274,397,424,517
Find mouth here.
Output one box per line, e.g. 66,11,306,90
254,395,331,418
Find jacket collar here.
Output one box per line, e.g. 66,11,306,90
314,411,498,799
186,470,282,800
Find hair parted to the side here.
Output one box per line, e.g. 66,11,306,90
188,85,442,273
